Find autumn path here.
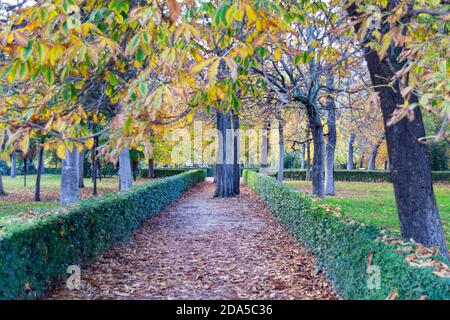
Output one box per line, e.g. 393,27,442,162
49,182,337,300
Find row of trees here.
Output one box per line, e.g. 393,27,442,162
0,1,448,257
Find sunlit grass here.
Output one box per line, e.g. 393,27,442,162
285,180,450,242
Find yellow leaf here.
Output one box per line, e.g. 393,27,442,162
273,48,281,61
85,138,94,149
21,132,30,155
245,4,257,22
207,59,220,84
191,57,216,74
56,143,66,160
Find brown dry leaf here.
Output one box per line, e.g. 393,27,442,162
366,252,374,268
168,0,181,24
386,290,399,300
46,182,339,300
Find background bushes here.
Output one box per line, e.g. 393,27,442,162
243,170,449,300
0,170,206,300
281,169,450,183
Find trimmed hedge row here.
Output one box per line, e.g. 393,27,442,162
0,170,206,300
243,170,449,300
281,169,450,183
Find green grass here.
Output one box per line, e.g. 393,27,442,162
285,180,450,242
0,174,150,225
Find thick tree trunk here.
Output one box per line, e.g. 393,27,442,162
60,148,79,206
214,110,235,197
348,1,448,258
347,133,356,170
232,110,240,194
305,141,311,181
34,146,44,202
306,104,325,198
0,173,5,195
260,120,270,174
277,119,285,182
10,153,16,178
78,150,85,188
148,158,155,178
119,148,133,190
325,75,336,195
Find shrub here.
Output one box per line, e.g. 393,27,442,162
0,170,206,300
243,170,450,300
281,169,450,183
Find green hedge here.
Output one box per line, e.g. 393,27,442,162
243,170,449,300
0,170,206,300
281,169,450,183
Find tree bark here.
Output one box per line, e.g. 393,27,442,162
300,143,306,169
92,137,98,196
34,146,44,202
214,110,236,197
347,133,356,170
148,158,155,178
10,153,16,178
367,138,383,171
60,148,79,206
119,148,133,190
78,150,85,188
260,120,270,174
325,74,336,195
23,158,27,187
358,154,365,169
232,110,240,194
277,118,285,182
131,159,138,182
0,172,5,195
305,140,311,181
306,104,325,198
348,1,448,258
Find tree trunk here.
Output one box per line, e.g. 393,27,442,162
232,110,240,194
305,141,311,181
34,146,44,202
277,118,285,182
60,148,79,206
92,137,98,196
0,172,5,195
347,133,356,170
359,154,365,169
368,139,383,171
306,104,325,198
78,150,85,188
10,153,16,178
119,148,133,190
214,110,235,197
348,1,448,258
23,158,27,187
300,143,306,169
148,158,155,178
325,74,336,195
260,120,270,174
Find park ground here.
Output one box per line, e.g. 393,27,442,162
286,181,450,243
1,175,449,244
48,182,337,299
0,174,152,229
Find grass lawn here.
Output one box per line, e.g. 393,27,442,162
0,174,152,226
285,180,450,243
